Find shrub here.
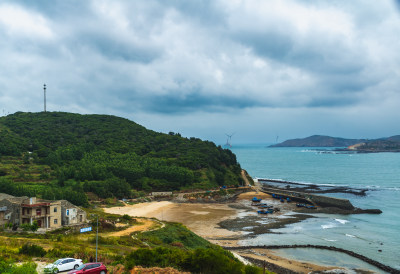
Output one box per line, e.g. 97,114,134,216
46,248,72,259
183,248,243,274
19,243,46,257
19,221,39,232
245,264,263,274
125,247,262,274
122,214,132,222
0,258,36,274
19,224,31,231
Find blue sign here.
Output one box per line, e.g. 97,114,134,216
80,226,92,233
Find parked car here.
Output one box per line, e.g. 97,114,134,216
44,258,83,273
67,262,107,274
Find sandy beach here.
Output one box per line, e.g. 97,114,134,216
104,188,396,273
105,200,242,241
103,191,348,273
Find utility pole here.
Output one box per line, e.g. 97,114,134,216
43,84,46,112
96,214,98,262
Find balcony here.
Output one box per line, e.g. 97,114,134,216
21,209,50,218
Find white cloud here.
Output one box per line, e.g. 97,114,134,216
0,4,53,39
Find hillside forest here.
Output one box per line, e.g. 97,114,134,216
0,112,243,206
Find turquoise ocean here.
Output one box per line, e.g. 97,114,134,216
230,144,400,271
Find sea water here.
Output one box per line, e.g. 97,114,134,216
230,144,400,271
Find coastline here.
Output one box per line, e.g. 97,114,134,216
103,190,392,273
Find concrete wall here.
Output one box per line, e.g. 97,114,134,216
262,187,355,210
0,199,21,225
49,201,62,229
60,200,87,225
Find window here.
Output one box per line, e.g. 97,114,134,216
54,219,58,224
66,209,69,216
54,207,57,213
36,208,41,216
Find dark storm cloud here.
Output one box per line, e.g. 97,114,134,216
140,92,262,114
0,0,399,142
76,33,162,63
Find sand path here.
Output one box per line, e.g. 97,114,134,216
108,219,157,237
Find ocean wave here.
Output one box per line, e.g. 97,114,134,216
335,219,349,225
299,149,345,155
323,238,338,242
321,223,337,229
365,185,400,191
258,178,341,187
345,234,356,238
258,178,399,191
300,149,318,153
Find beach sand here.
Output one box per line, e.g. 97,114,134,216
103,192,344,273
105,200,242,241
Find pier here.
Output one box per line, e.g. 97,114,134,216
261,186,355,210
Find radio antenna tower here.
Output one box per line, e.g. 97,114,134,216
225,133,235,148
43,84,47,112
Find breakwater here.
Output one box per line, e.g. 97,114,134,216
224,245,400,273
261,186,355,210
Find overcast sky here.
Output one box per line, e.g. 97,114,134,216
1,0,399,144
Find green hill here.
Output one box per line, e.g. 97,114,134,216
269,135,367,147
0,112,243,206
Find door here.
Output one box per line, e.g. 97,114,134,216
83,264,94,273
87,263,101,273
37,220,42,228
58,259,69,271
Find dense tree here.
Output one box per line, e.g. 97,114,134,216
0,112,243,204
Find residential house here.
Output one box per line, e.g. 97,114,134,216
0,195,27,227
0,194,87,230
60,200,86,225
20,197,62,229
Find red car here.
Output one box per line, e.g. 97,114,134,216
67,262,107,274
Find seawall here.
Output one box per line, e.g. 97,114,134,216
261,186,355,210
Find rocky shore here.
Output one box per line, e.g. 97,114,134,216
259,178,369,196
105,188,392,273
219,212,315,236
224,245,400,274
258,179,382,214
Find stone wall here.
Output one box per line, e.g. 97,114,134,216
261,187,355,210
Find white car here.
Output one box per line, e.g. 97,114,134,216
44,258,83,273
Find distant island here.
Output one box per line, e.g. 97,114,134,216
270,135,400,152
270,135,367,147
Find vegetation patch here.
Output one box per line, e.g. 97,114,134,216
136,222,211,250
